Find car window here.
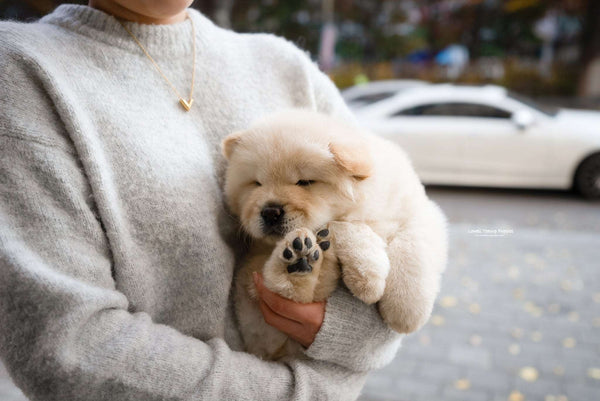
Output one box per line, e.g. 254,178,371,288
392,102,512,119
507,92,558,116
350,92,398,105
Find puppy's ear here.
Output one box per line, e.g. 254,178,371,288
328,141,372,180
221,131,245,160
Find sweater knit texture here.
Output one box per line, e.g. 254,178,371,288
0,4,401,401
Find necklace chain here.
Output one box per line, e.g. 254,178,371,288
117,13,196,111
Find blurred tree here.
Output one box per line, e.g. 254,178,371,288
230,0,322,52
193,0,234,28
0,0,83,20
578,0,600,96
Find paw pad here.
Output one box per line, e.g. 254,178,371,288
316,227,331,252
283,248,293,259
279,229,322,275
319,241,330,251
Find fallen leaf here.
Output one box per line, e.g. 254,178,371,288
461,276,479,290
511,328,524,339
524,301,543,317
454,379,470,390
567,312,579,322
513,288,525,300
430,315,445,326
562,338,576,348
547,303,561,313
587,367,600,380
469,303,481,314
509,343,521,355
508,390,525,401
469,334,482,346
561,281,573,291
440,296,458,308
508,266,520,279
519,366,539,382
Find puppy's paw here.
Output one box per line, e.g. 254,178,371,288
379,300,431,334
316,226,332,253
343,265,388,305
278,228,322,274
328,222,389,304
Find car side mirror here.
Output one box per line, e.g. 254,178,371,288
512,110,535,130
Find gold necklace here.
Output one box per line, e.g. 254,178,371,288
117,13,196,111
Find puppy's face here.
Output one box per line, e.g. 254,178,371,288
222,111,372,243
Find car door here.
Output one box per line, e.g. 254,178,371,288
365,103,468,184
457,104,551,186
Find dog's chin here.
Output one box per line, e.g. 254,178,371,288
243,223,288,244
261,226,287,242
260,232,285,245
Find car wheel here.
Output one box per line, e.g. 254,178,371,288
575,154,600,200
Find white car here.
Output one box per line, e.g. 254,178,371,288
354,84,600,199
342,80,428,109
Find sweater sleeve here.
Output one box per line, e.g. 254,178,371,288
0,44,367,401
299,52,404,371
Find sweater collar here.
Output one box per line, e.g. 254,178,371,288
40,4,214,57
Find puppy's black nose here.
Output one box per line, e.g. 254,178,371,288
261,205,284,227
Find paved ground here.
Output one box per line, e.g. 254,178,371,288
360,186,600,401
1,186,599,401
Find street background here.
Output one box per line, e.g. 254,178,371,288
1,1,599,400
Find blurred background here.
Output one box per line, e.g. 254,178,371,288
3,0,600,101
1,1,599,401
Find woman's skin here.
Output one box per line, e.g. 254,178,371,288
87,0,326,348
88,0,194,24
254,273,325,348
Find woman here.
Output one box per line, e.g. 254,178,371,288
0,1,401,400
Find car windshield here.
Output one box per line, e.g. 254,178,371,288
507,91,559,116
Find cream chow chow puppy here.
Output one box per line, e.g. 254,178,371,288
222,109,447,360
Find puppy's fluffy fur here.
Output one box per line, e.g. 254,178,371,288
222,109,447,360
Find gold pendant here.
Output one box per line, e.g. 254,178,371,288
179,98,193,111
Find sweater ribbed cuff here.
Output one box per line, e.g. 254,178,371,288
304,285,403,373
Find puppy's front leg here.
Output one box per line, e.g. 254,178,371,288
378,200,448,334
329,221,390,304
262,228,324,303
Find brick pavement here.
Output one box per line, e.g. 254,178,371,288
359,188,600,401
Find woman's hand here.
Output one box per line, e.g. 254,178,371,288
253,272,325,348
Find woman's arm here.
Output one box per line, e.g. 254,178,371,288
0,44,368,401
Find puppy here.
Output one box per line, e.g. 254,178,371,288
222,109,447,360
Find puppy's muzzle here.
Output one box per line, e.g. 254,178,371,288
260,204,284,231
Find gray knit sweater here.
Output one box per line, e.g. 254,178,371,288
0,4,401,401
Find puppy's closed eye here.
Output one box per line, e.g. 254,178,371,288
296,180,315,187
